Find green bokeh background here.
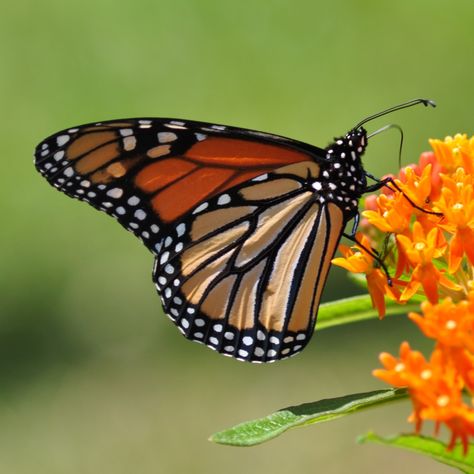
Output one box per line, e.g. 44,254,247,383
1,1,472,472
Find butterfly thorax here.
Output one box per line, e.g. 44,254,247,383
311,127,368,220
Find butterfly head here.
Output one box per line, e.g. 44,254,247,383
325,126,368,159
345,127,368,155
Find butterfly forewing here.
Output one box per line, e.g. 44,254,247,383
34,118,320,254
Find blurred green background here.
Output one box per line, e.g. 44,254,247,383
1,0,472,472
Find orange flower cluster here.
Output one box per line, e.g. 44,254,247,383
332,134,474,453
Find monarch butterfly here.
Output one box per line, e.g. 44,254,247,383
34,99,435,363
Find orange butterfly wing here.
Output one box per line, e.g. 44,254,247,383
35,119,319,232
35,118,343,362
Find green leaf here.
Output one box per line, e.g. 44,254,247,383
210,388,408,447
316,295,422,330
358,432,474,473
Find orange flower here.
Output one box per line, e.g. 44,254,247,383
409,297,474,352
374,343,474,453
434,168,474,272
397,164,443,234
444,347,474,393
373,341,432,389
416,359,474,454
397,165,433,210
430,134,474,174
396,222,458,303
417,151,443,201
363,192,413,235
444,407,474,454
332,234,400,317
366,134,474,454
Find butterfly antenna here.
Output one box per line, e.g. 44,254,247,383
367,123,404,169
354,98,436,130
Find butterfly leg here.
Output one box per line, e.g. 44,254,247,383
342,228,393,286
347,211,360,238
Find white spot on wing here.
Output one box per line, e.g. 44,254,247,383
166,121,186,130
134,209,146,220
158,276,167,286
53,151,64,161
57,135,70,146
217,194,231,205
254,347,264,357
128,196,140,206
123,136,137,151
160,251,170,265
158,132,177,143
193,202,208,214
107,188,123,199
176,223,185,237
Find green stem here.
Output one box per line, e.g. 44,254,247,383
317,294,423,330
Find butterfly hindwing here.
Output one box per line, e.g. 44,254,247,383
152,162,345,362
